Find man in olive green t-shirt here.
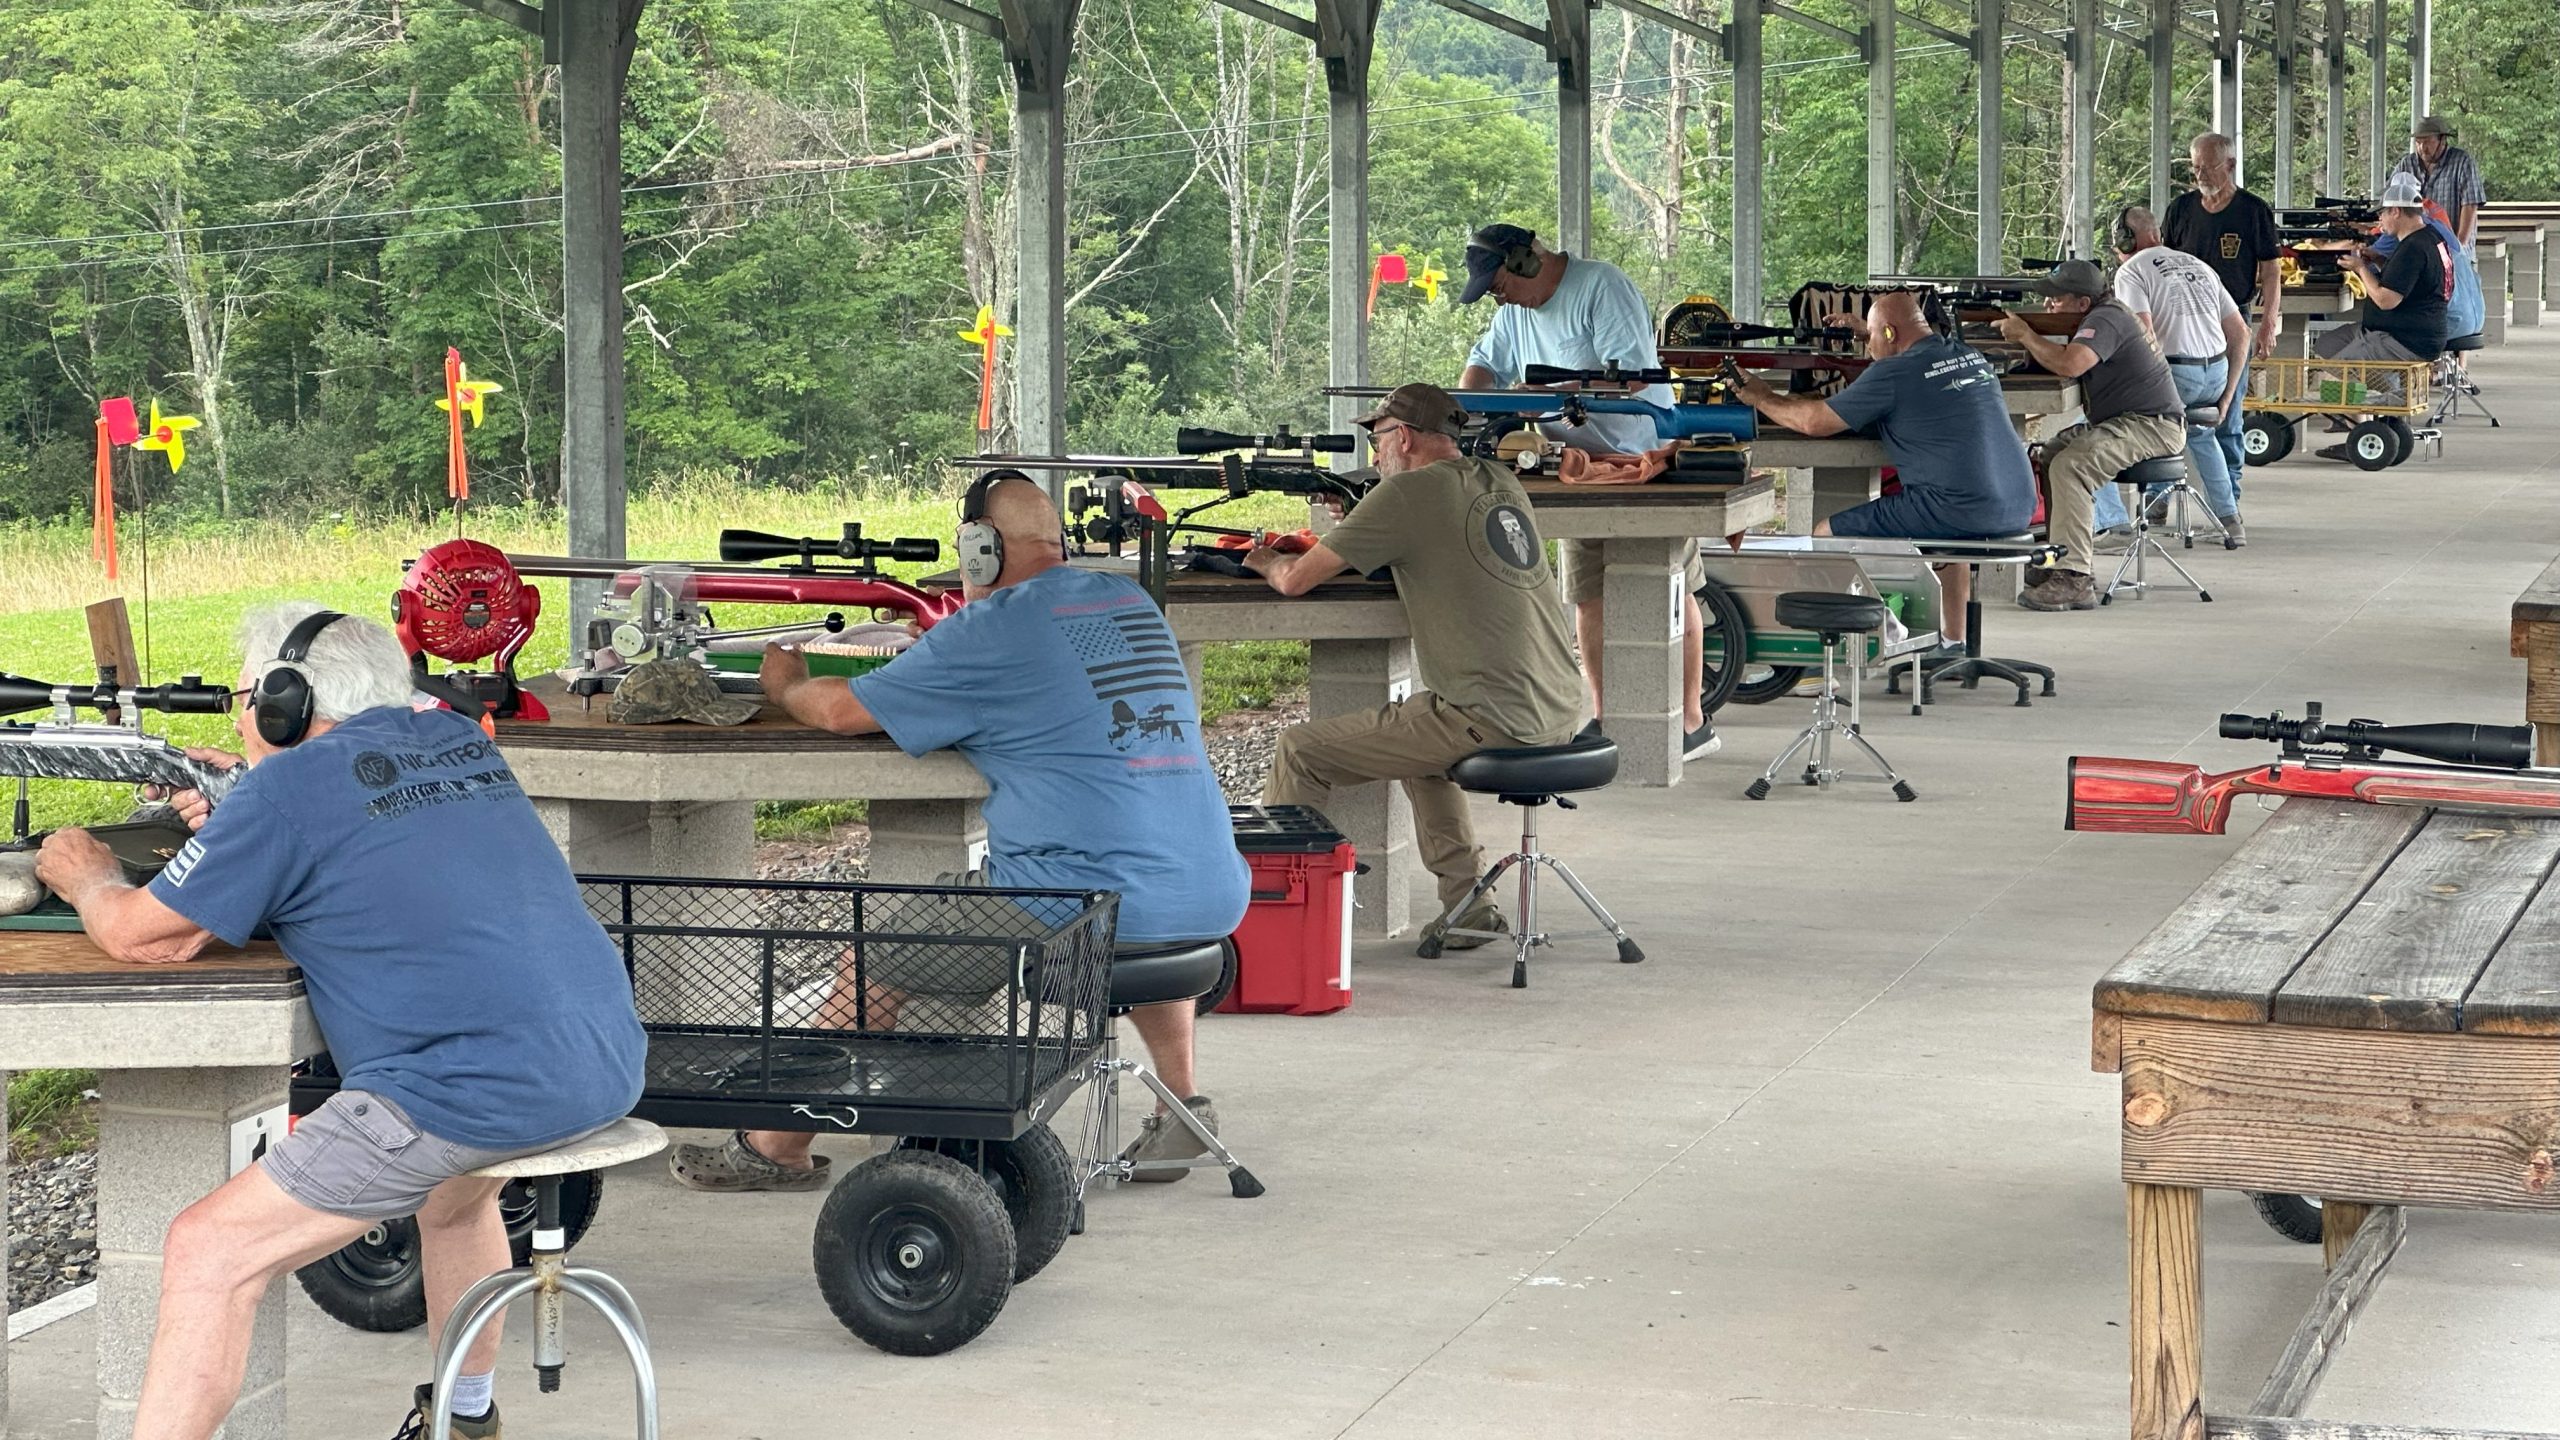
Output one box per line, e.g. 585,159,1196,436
1246,382,1583,953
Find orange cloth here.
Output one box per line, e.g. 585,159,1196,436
1556,441,1686,485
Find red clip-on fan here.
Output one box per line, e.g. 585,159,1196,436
396,539,549,723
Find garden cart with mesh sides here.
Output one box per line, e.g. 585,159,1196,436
2238,353,2439,471
292,874,1117,1357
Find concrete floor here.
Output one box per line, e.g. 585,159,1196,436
13,332,2560,1438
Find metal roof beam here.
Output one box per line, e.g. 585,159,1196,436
1424,0,1552,47
452,0,543,36
1895,6,1970,48
1765,0,1864,53
1211,0,1320,40
1601,0,1729,56
906,0,1007,38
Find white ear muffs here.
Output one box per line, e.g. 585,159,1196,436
956,472,1007,588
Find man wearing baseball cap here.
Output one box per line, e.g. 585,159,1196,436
2392,116,2484,250
1455,222,1719,762
1249,382,1584,954
1993,259,2187,612
2306,177,2452,458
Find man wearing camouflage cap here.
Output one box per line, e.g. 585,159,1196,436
1248,382,1584,953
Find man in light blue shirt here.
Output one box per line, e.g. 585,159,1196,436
1457,223,1716,759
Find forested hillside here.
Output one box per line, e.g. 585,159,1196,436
1,0,2550,521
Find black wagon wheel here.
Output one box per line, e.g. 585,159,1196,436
2241,411,2294,465
2343,419,2398,471
2247,1192,2325,1245
815,1148,1016,1356
1692,574,1750,716
900,1123,1077,1284
296,1171,603,1332
2382,416,2416,466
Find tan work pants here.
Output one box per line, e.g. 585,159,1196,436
2043,412,2188,577
1263,693,1515,915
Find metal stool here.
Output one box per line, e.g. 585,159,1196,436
1745,592,1916,804
2146,404,2237,551
430,1116,667,1438
1079,940,1264,1200
1417,735,1638,989
1890,537,2059,711
2427,333,2499,431
2101,454,2213,604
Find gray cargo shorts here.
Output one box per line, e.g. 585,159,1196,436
856,869,1051,1002
265,1090,591,1222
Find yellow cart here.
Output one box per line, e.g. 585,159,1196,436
2239,354,2437,471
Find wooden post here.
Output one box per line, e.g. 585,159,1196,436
2130,1182,2206,1440
84,599,141,687
2319,1199,2370,1270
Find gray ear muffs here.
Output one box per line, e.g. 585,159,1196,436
1471,225,1544,281
253,610,345,747
2109,207,2140,257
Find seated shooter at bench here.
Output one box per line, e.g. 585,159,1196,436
33,605,645,1440
673,473,1252,1191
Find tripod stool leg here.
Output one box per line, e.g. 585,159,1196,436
557,1273,663,1440
1540,855,1642,962
1511,809,1540,988
431,1272,545,1436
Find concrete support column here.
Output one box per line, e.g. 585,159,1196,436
2272,0,2297,207
2324,0,2347,197
1597,537,1691,788
1550,0,1593,257
2477,244,2508,345
1731,0,1764,319
96,1068,293,1440
1318,0,1378,440
2408,0,2429,123
2066,0,2097,257
2212,0,2243,184
1866,0,1894,277
866,799,993,883
2508,232,2542,327
1307,638,1418,937
1004,0,1078,461
2149,0,2173,214
559,0,638,630
2366,0,2388,196
1976,0,2004,274
531,797,757,879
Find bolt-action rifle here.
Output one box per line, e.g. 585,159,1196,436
0,670,242,831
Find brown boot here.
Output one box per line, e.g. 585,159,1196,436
2017,571,2098,611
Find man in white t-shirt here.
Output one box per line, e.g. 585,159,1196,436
1457,223,1716,760
2100,205,2253,545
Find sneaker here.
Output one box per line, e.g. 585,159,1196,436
2017,571,2098,612
392,1384,501,1440
2221,511,2247,547
1120,1095,1218,1183
667,1131,833,1193
1681,722,1722,760
1420,898,1508,953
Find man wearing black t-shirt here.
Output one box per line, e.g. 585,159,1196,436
2311,178,2450,459
2162,132,2282,503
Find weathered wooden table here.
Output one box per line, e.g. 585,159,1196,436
2091,798,2560,1440
2510,554,2560,765
0,925,314,1439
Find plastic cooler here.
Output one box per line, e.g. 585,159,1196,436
1221,805,1357,1015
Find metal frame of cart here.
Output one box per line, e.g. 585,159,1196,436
2239,355,2438,472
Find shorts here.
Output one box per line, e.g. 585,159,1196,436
856,869,1049,1002
1559,537,1706,607
265,1090,582,1222
1824,489,2025,542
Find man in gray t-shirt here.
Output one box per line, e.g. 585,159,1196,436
1992,260,2187,612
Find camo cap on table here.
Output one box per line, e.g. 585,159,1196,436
608,657,763,726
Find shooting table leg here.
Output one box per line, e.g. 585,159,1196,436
1806,465,1883,533
1598,536,1689,788
2480,247,2510,345
531,798,755,879
2511,233,2542,327
1308,638,1417,938
95,1067,292,1440
2320,1199,2372,1271
865,799,990,884
2128,1181,2206,1440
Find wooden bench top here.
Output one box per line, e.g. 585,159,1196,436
2093,800,2560,1037
2512,552,2560,627
0,927,299,999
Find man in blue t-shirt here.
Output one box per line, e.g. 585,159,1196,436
1723,291,2037,648
682,474,1250,1191
32,605,644,1440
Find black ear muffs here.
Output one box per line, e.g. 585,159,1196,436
252,610,345,748
2110,207,2140,257
1472,225,1544,281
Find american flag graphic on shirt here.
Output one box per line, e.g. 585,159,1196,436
1062,602,1191,704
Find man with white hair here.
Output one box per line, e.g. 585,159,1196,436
2163,132,2283,503
33,604,646,1440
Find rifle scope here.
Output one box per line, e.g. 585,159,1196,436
720,528,941,566
0,672,233,720
2220,711,2534,771
1175,427,1355,456
1522,363,1676,387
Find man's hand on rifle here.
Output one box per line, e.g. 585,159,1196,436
142,747,242,832
34,827,121,907
1241,546,1285,578
759,643,812,706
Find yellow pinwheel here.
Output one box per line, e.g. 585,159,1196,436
136,400,200,473
957,304,1013,350
1413,262,1449,304
435,360,504,429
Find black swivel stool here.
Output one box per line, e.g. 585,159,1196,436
1077,940,1263,1205
1415,735,1639,990
2428,332,2498,431
2101,453,2212,604
1745,592,1915,804
1887,536,2059,711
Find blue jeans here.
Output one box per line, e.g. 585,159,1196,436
2092,359,2237,528
2214,385,2246,504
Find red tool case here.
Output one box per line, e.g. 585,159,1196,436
1222,805,1356,1015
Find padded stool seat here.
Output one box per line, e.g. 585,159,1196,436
2445,332,2484,354
1449,736,1618,798
2183,403,2222,426
466,1116,667,1178
1775,590,1887,635
2115,455,2187,487
1108,939,1229,1009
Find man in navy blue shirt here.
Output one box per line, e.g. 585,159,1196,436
678,475,1251,1190
34,605,644,1440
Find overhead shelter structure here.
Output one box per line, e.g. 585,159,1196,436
453,0,2438,600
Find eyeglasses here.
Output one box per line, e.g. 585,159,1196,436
1369,420,1412,440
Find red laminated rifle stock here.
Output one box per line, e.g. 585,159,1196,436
2065,755,2560,835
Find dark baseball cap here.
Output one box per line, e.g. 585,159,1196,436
2029,258,2111,298
1353,382,1468,438
1460,224,1537,304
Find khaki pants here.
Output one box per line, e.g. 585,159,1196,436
2042,412,2188,578
1263,693,1516,916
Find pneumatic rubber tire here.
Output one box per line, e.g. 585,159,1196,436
2345,420,2398,471
2247,1191,2324,1245
295,1172,602,1333
1730,666,1808,706
1692,575,1750,716
900,1125,1076,1284
816,1149,1015,1355
2383,416,2416,466
2241,411,2293,466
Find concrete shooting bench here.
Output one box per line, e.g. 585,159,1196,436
2275,281,2360,358
0,925,316,1440
2511,554,2560,765
1758,373,2085,533
2476,221,2543,328
2091,798,2560,1440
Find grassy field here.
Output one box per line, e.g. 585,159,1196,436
3,477,1310,832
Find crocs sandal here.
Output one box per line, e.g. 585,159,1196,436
667,1131,834,1192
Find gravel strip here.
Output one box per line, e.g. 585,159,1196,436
10,1147,97,1312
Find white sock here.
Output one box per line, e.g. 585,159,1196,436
448,1371,495,1420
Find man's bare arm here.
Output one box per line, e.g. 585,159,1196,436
779,678,884,735
1739,386,1850,437
1247,541,1355,598
1459,365,1500,391
72,882,217,966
